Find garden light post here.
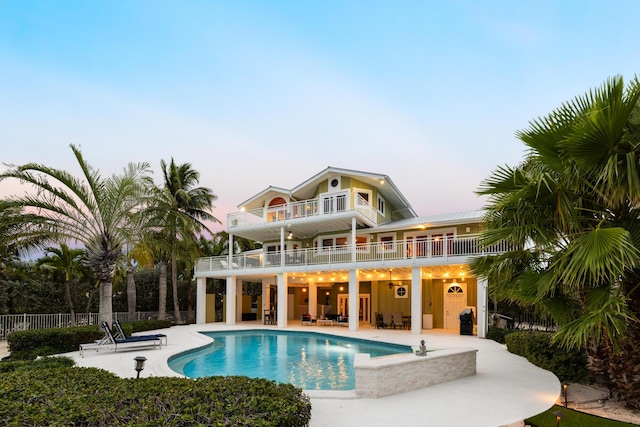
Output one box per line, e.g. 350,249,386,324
134,356,147,378
562,382,568,408
553,410,564,427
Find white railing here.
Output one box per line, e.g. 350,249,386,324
196,234,511,273
227,192,376,229
0,311,190,341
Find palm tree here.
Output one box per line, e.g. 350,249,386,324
0,144,151,324
473,76,640,408
144,159,219,324
37,244,85,325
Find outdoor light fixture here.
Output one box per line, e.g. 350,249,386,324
562,382,568,408
553,410,564,427
287,231,293,239
134,356,147,379
388,270,394,289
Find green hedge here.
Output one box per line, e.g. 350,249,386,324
7,320,171,360
0,366,312,426
486,326,517,344
505,331,590,383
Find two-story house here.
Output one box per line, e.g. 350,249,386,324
194,167,506,337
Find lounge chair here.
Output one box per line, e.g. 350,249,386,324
336,316,349,326
79,322,162,357
113,319,167,346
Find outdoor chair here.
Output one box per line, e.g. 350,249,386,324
300,313,315,326
382,313,393,328
79,322,162,357
113,319,167,346
392,312,404,329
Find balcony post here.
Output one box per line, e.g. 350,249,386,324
348,269,359,331
477,277,489,338
196,277,207,324
228,233,234,268
277,273,288,328
225,275,237,325
351,217,357,262
308,279,317,319
411,267,422,335
280,227,285,267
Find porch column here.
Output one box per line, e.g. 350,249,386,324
196,277,207,324
228,233,234,266
411,267,422,335
236,278,243,322
277,272,288,328
280,227,285,267
348,269,359,331
477,277,489,338
308,279,317,318
225,275,237,325
351,217,357,262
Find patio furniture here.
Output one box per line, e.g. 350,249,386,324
382,313,393,328
392,312,404,329
301,313,315,326
317,319,333,326
113,319,167,346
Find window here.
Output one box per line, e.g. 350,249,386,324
317,235,350,252
377,195,386,216
355,236,368,251
380,235,395,252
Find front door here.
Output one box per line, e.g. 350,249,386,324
337,294,370,321
444,283,466,329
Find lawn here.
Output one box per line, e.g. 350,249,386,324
526,405,639,427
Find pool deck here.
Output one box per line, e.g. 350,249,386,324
68,323,559,427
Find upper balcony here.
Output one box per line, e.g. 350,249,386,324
195,234,510,276
227,191,378,242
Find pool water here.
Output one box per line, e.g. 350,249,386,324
168,330,411,390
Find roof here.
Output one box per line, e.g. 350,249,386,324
237,167,417,219
372,210,485,233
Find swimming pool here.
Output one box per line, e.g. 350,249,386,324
168,330,411,390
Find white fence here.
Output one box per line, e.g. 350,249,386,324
0,311,191,341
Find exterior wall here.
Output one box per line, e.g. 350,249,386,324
354,348,477,398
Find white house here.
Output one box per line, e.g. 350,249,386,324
194,167,506,337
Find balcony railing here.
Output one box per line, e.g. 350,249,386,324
227,192,377,229
195,234,509,273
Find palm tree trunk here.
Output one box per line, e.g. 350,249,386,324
158,260,167,320
65,280,76,326
171,251,182,324
126,266,136,322
98,279,113,325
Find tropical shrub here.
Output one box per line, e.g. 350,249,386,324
0,366,312,426
505,331,589,383
486,326,517,344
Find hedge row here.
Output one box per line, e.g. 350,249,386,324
7,320,171,360
0,364,312,426
505,331,590,383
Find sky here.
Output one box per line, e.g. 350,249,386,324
1,1,639,232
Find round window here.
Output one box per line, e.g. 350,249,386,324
396,286,407,297
330,178,339,188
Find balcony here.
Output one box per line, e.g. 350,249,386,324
227,192,378,242
195,234,509,275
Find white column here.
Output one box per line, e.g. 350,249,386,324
225,275,236,325
280,227,285,267
477,277,489,338
236,278,243,322
228,233,234,266
308,280,317,318
277,272,288,328
348,269,359,331
196,277,207,324
411,267,422,335
351,217,357,262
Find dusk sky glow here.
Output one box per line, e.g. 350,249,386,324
2,1,639,232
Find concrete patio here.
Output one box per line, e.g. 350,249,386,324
65,323,559,427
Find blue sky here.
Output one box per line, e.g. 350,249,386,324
1,1,639,231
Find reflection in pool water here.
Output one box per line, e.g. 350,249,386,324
168,330,410,390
